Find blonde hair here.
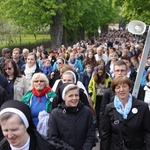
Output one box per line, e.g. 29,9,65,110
60,64,73,74
27,52,37,61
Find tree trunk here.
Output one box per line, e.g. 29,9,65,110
78,26,85,41
19,34,22,43
62,27,77,47
62,26,68,48
33,34,36,40
50,14,63,50
101,25,108,35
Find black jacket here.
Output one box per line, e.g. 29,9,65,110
0,86,9,107
0,129,63,150
0,74,12,99
100,97,150,150
99,85,144,138
0,86,9,141
82,71,92,94
16,59,25,72
99,88,115,137
49,102,96,150
105,60,112,74
129,67,137,84
48,69,61,88
50,56,56,66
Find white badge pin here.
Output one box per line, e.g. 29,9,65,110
17,87,21,92
132,108,138,114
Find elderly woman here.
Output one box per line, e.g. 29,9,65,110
0,100,61,150
100,76,150,150
21,72,56,129
49,83,96,150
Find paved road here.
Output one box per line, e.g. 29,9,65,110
92,130,100,150
92,138,100,150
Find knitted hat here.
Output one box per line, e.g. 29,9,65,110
0,100,32,128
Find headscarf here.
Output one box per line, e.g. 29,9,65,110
0,100,35,129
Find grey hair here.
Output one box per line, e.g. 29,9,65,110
30,72,49,89
22,48,29,53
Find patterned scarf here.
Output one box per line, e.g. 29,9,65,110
32,86,51,102
114,93,132,119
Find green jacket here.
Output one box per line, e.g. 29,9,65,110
88,73,111,107
21,90,56,113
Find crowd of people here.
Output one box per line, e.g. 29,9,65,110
0,28,150,149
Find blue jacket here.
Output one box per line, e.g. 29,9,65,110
81,71,92,94
68,59,83,73
42,66,53,76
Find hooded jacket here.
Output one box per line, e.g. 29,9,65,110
49,102,96,150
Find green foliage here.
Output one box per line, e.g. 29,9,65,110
81,0,120,36
0,0,57,27
114,0,150,24
0,0,121,47
0,0,120,31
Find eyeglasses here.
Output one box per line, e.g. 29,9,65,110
56,62,62,64
34,80,45,83
3,67,13,71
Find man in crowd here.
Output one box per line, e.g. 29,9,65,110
0,48,11,72
12,48,25,71
95,46,108,65
20,48,29,63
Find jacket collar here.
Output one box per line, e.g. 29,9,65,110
110,96,141,123
59,101,84,113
